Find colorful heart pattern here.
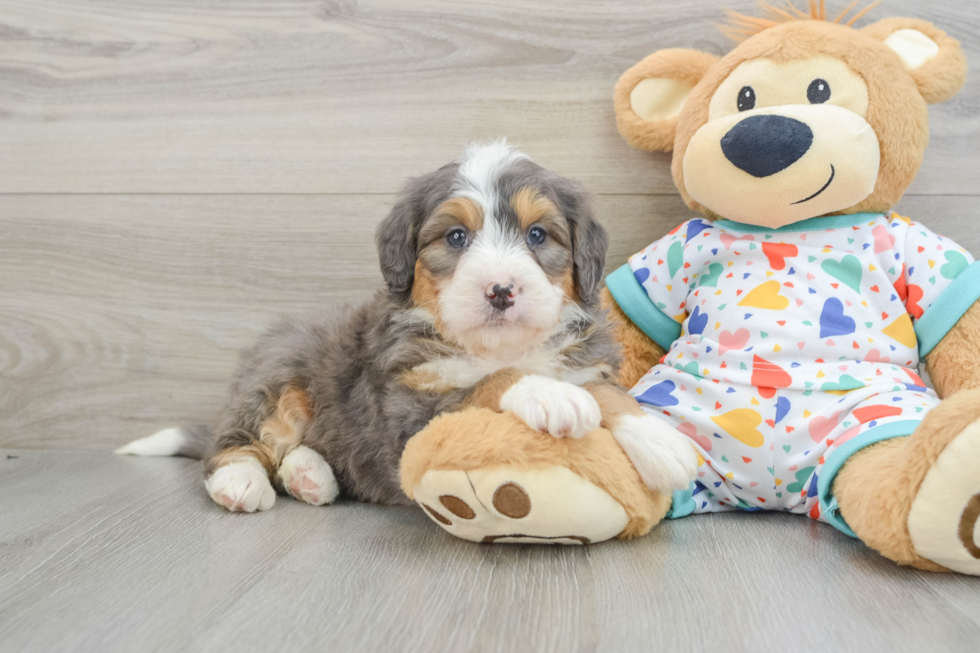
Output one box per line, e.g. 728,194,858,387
624,211,975,524
738,280,789,310
718,328,750,354
711,409,765,448
818,298,855,338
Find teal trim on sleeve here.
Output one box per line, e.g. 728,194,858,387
715,212,883,233
914,261,980,357
818,419,921,538
605,264,682,352
666,483,696,519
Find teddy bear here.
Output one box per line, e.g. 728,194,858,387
400,1,980,575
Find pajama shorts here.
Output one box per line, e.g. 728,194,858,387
630,363,939,536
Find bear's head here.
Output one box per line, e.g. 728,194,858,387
614,2,967,228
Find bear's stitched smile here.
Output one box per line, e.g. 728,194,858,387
791,164,836,205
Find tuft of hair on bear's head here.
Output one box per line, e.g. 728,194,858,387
720,0,883,42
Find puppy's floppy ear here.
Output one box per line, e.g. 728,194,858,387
614,49,720,152
375,165,453,296
553,176,608,305
863,18,967,104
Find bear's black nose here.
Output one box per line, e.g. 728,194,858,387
721,115,813,178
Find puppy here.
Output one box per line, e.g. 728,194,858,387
117,141,696,512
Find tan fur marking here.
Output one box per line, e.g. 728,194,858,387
398,366,454,394
259,386,313,464
208,444,277,477
410,260,442,317
559,268,578,304
461,367,526,410
601,288,666,389
510,186,560,231
437,196,483,232
400,408,671,540
925,300,980,399
834,386,980,572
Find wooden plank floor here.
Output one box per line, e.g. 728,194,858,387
2,0,980,650
2,449,980,653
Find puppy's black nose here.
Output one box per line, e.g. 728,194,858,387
485,283,515,311
721,115,813,178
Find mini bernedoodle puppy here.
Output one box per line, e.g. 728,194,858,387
118,141,696,513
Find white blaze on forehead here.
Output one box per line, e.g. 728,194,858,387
454,139,529,220
436,140,568,357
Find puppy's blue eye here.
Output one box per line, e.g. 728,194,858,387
527,226,547,246
446,228,467,248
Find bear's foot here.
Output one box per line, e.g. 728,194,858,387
413,465,629,544
908,416,980,575
400,407,672,545
836,387,980,574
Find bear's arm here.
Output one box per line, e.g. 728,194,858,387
925,299,980,399
601,287,665,389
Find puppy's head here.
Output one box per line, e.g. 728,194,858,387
376,141,607,355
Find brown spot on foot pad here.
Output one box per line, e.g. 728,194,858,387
439,495,475,519
958,493,980,559
422,503,451,526
492,482,531,519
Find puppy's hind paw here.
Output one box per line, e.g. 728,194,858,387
205,458,276,513
278,446,339,506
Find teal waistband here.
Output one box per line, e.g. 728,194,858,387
605,264,681,352
914,261,980,357
818,419,922,538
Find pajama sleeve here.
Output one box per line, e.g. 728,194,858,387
605,218,708,351
901,220,980,356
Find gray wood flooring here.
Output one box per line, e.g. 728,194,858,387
2,449,980,653
2,0,980,650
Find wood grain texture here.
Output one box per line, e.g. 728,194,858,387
0,193,683,450
0,449,978,653
2,194,978,451
0,0,978,194
2,1,980,648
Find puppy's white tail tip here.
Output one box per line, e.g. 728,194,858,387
115,427,188,457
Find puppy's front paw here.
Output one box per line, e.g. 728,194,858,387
205,458,276,513
500,375,601,439
611,413,698,493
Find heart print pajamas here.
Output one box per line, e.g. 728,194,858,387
606,212,980,535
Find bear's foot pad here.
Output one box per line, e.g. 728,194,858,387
413,465,629,545
908,417,980,575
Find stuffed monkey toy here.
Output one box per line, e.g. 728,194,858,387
402,2,980,575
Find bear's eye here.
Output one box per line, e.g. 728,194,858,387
737,86,756,112
807,79,831,104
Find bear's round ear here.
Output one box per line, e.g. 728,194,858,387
614,49,720,152
863,17,967,104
